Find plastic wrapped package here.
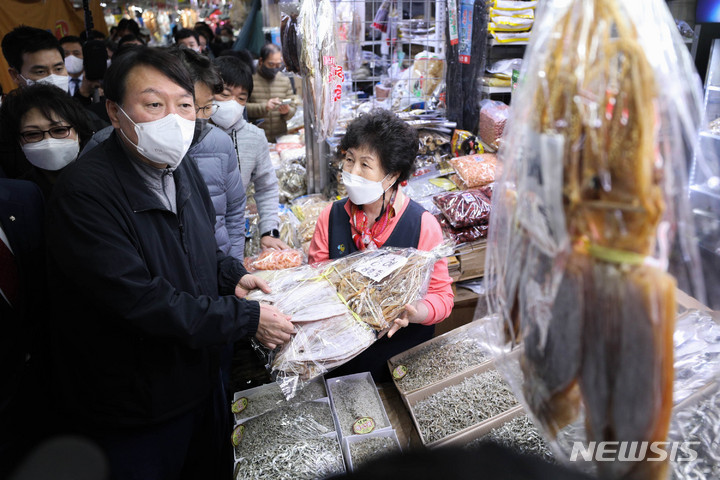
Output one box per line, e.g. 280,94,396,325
451,129,484,157
672,309,720,405
435,214,489,244
244,249,305,272
279,147,306,165
276,143,304,154
417,129,451,156
280,2,301,74
291,195,333,244
234,435,345,480
483,0,706,478
276,162,307,203
449,153,498,188
231,378,327,423
433,189,492,229
276,134,303,145
404,176,456,201
232,400,336,460
477,100,509,150
244,205,302,257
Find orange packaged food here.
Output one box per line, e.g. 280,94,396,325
449,153,498,188
244,249,304,272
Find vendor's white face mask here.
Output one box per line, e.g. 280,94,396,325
22,138,79,171
342,171,393,205
117,106,195,168
211,100,244,130
64,55,84,75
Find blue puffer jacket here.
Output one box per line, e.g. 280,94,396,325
82,122,247,260
189,121,246,260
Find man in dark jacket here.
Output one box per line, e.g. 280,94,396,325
44,46,294,480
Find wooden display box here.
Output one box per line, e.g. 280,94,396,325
403,360,524,448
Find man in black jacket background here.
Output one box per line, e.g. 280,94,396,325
44,47,293,480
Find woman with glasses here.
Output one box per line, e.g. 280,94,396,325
0,83,92,198
246,43,297,142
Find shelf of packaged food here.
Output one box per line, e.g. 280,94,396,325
481,85,512,95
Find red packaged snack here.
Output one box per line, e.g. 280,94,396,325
435,214,489,243
244,249,304,272
478,100,509,150
433,189,492,229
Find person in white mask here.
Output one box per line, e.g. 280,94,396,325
307,109,454,382
212,55,289,250
2,26,69,92
59,35,84,97
0,83,91,198
43,46,294,480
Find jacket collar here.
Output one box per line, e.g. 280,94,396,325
105,130,192,213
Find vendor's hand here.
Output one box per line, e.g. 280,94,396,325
256,303,294,350
386,302,429,338
235,273,271,298
266,98,281,112
278,103,291,115
261,236,290,250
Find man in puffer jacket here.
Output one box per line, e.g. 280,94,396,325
179,48,246,260
245,43,297,143
212,56,289,250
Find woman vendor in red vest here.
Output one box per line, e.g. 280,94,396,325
308,109,454,382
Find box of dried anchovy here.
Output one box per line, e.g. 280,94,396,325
231,377,327,424
406,362,523,448
233,433,346,480
342,429,402,472
387,319,492,398
231,398,338,462
326,372,392,439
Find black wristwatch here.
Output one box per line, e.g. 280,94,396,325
261,229,280,239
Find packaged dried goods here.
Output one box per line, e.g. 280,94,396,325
449,153,498,188
435,214,489,244
484,0,706,478
231,378,326,423
433,189,492,229
244,249,304,272
477,100,509,150
327,373,391,437
280,2,301,74
292,195,333,244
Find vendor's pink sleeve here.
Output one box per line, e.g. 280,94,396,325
307,203,333,264
417,212,454,325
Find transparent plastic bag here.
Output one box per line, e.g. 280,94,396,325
276,162,307,203
433,189,492,229
477,100,509,150
244,249,305,272
449,153,498,188
292,195,333,243
483,0,707,478
435,213,489,244
231,378,327,423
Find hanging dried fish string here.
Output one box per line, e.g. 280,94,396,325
390,336,489,393
466,414,554,462
348,436,401,470
233,380,327,422
329,377,390,436
413,370,518,443
233,401,336,460
234,436,345,480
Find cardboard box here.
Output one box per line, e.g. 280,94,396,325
387,319,493,398
326,372,393,440
456,239,487,281
342,429,402,472
404,360,523,448
231,377,327,424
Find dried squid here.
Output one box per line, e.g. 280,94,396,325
486,0,705,479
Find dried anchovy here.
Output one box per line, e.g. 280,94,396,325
391,338,488,392
466,415,554,462
413,370,518,443
235,436,345,480
348,436,401,470
234,380,326,422
669,387,720,479
234,401,335,459
329,377,390,437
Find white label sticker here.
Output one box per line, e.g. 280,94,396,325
354,254,409,282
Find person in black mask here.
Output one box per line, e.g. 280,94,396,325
245,43,297,142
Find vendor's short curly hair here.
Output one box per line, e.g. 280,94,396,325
339,109,418,184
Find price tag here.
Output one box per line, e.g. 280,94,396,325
352,417,376,435
231,425,245,446
231,397,248,414
354,254,408,282
392,365,408,380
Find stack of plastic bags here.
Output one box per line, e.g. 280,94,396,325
488,0,537,44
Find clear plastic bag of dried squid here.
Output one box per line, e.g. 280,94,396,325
265,242,454,399
482,0,708,479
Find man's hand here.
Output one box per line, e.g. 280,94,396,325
255,303,294,350
386,301,429,338
261,235,290,250
278,103,290,115
235,273,271,298
266,98,281,112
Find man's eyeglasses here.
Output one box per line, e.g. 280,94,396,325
20,126,73,143
265,62,284,69
196,104,220,116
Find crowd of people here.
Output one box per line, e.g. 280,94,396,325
0,17,455,480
